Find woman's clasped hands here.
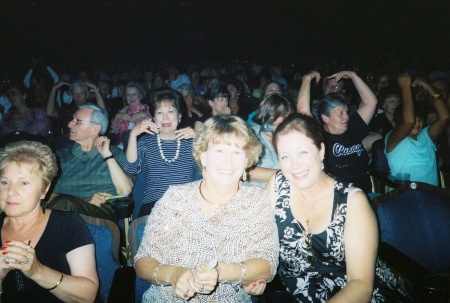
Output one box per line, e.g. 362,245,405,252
172,261,219,300
1,240,42,279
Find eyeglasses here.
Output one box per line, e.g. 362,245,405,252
71,117,99,126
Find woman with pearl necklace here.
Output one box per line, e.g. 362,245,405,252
125,89,198,217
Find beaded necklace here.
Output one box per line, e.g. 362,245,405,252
157,134,180,163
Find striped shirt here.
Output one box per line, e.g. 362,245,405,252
125,134,196,204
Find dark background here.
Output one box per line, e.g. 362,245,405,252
1,0,450,73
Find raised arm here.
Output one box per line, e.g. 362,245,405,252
331,71,377,124
84,82,106,111
328,190,378,303
412,79,450,142
47,82,70,117
297,71,321,116
126,119,159,163
96,137,133,195
386,75,415,153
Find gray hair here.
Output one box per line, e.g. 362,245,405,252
78,103,109,135
71,81,89,95
317,93,348,125
126,82,146,100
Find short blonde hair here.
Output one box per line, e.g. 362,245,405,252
0,141,58,191
193,115,262,171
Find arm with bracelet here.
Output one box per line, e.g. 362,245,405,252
412,79,450,142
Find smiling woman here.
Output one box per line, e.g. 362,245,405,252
124,89,197,216
134,115,279,302
266,113,416,302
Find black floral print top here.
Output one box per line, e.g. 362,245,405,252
273,171,415,302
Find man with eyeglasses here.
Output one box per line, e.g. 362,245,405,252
47,103,133,221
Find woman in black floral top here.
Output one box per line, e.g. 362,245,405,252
265,113,415,302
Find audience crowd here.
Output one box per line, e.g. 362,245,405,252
1,53,449,302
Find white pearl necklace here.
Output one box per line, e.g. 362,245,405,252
157,134,180,163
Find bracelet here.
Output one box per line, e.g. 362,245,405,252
103,155,114,162
221,263,233,284
432,94,441,100
153,264,163,286
232,262,246,289
47,272,64,290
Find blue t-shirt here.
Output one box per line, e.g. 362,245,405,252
385,126,438,186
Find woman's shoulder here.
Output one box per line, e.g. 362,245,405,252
49,209,86,225
240,183,269,202
167,180,201,196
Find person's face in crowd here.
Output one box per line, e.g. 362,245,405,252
153,100,180,135
68,108,99,143
321,105,349,134
259,76,268,88
383,95,400,115
201,138,247,187
237,73,248,84
112,73,120,84
271,67,281,78
99,83,110,99
409,116,424,138
78,70,90,83
277,131,325,191
153,75,164,89
227,84,238,100
377,75,390,91
181,90,194,107
7,87,26,107
33,83,48,105
323,78,344,95
72,86,88,105
264,83,282,97
189,71,200,85
0,162,48,217
167,66,178,81
126,87,141,107
209,96,229,115
144,72,153,83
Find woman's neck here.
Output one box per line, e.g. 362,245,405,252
201,178,240,205
159,131,176,140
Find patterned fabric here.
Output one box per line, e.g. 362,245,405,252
273,171,414,303
124,135,196,204
0,107,50,136
135,181,279,303
112,103,150,136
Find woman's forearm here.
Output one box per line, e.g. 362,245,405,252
327,279,373,303
125,131,139,163
217,258,271,285
31,266,98,303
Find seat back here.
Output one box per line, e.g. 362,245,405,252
129,215,150,303
81,215,121,302
372,182,450,274
370,138,390,173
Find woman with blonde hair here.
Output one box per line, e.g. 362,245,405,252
0,141,99,302
134,115,279,302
